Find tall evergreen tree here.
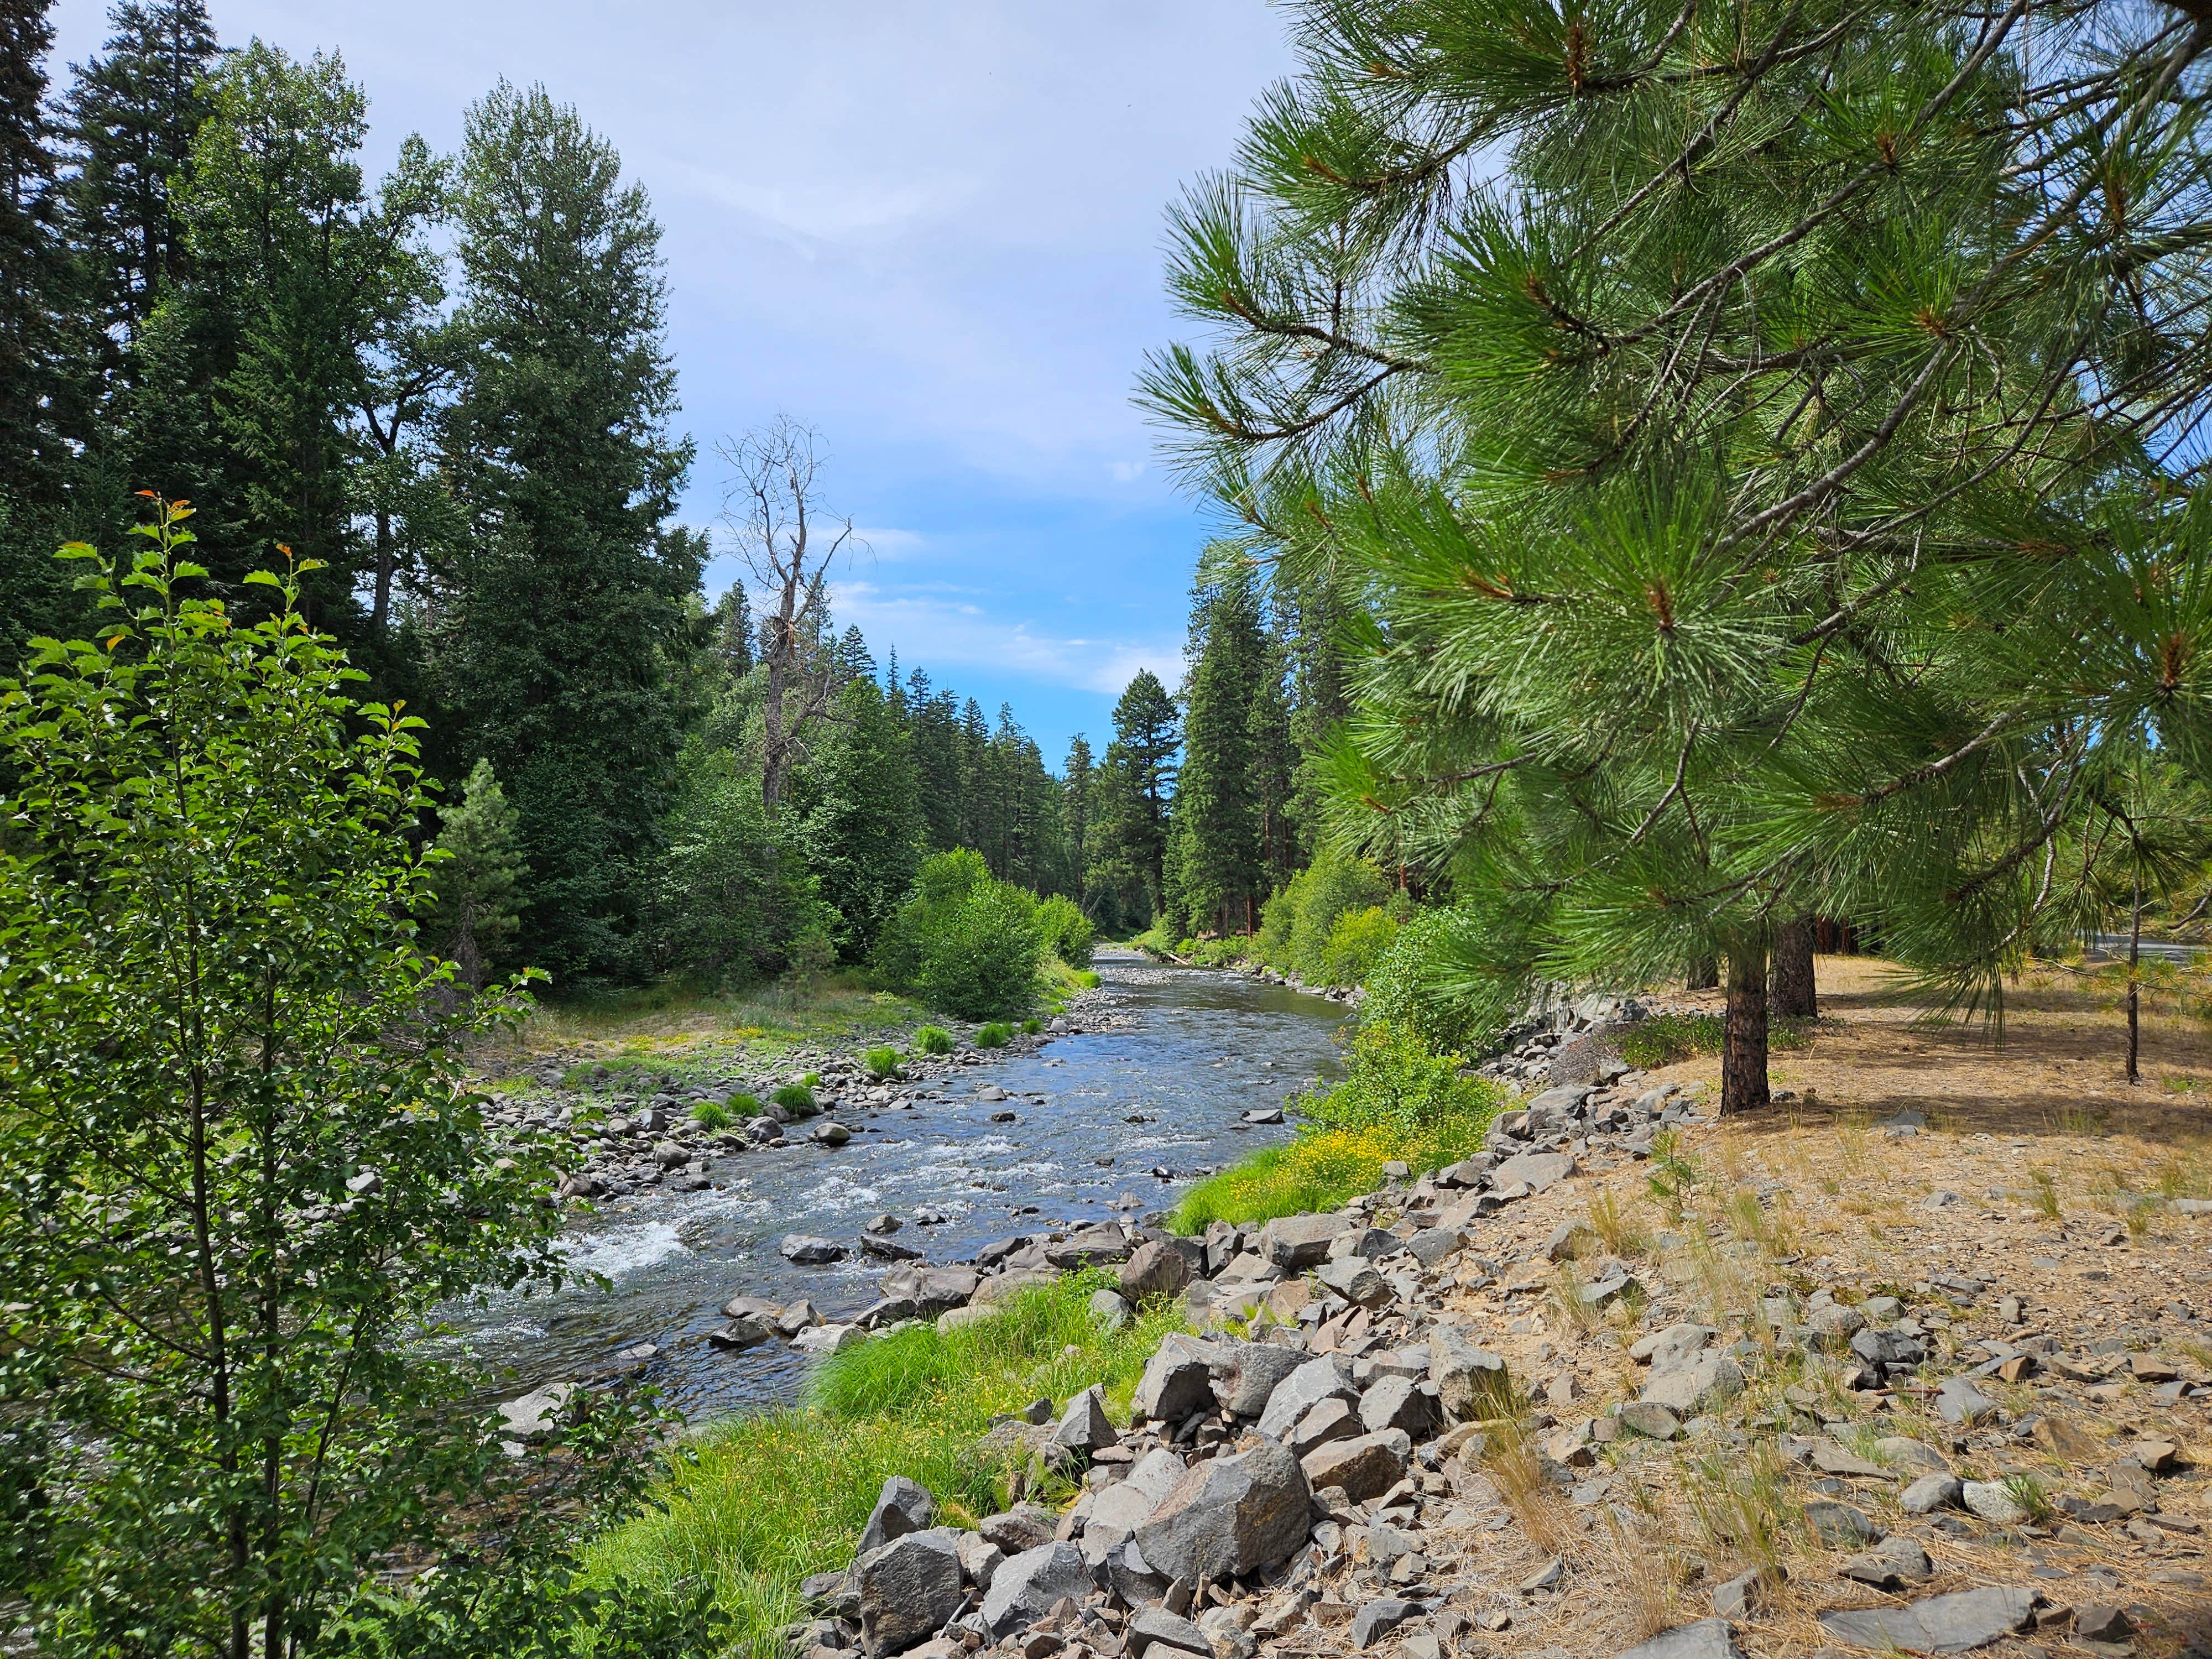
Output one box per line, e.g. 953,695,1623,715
797,675,923,962
59,0,217,357
0,0,82,660
1175,568,1266,933
437,81,697,976
1063,732,1094,902
427,756,526,990
1100,669,1180,919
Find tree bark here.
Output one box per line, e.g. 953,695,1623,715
1721,945,1771,1114
1687,954,1718,991
1771,918,1817,1020
2127,875,2142,1086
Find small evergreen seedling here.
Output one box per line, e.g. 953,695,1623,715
975,1022,1012,1049
692,1100,733,1131
914,1025,953,1055
864,1046,902,1080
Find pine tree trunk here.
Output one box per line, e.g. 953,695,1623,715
1720,946,1771,1115
1687,954,1718,991
2127,877,2142,1086
1771,919,1817,1020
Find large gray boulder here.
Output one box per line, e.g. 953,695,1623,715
1134,1441,1312,1583
1256,1356,1355,1441
1045,1225,1134,1270
1130,1608,1213,1658
856,1529,964,1654
1258,1212,1349,1270
1359,1375,1440,1437
1299,1428,1409,1502
781,1234,847,1264
1134,1343,1213,1423
857,1475,936,1555
980,1541,1095,1639
1490,1150,1578,1193
1429,1323,1511,1419
880,1265,981,1317
977,1504,1056,1554
1052,1384,1120,1455
1817,1587,2036,1654
1316,1256,1391,1310
1120,1239,1191,1301
1213,1341,1310,1418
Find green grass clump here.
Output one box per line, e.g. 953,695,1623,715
692,1100,733,1131
1073,970,1100,989
1020,1017,1042,1035
863,1046,903,1079
1171,1019,1503,1233
727,1091,761,1118
975,1022,1012,1049
914,1025,954,1055
771,1082,817,1116
585,1273,1185,1659
1618,1013,1812,1070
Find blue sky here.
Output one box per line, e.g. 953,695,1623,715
46,0,1295,763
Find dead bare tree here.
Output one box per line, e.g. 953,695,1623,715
718,416,861,809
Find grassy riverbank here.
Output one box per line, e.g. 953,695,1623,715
585,1274,1185,1659
1170,1022,1507,1233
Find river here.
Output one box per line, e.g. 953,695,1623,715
441,950,1350,1421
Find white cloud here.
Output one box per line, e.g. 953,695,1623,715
831,581,1182,696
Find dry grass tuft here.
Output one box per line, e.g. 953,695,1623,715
1482,1417,1571,1560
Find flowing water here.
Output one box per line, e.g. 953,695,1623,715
440,950,1350,1421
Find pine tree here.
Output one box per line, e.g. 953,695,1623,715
1063,733,1094,903
437,81,698,976
799,675,924,961
1101,669,1180,920
906,669,965,851
59,0,217,355
428,757,526,988
1174,567,1266,934
1144,0,2212,1110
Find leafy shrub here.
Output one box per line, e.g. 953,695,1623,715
863,1046,902,1079
914,1025,954,1055
1318,905,1397,987
1362,900,1527,1059
692,1100,733,1131
771,1083,817,1117
1034,894,1095,967
1020,1017,1042,1035
975,1022,1013,1048
872,849,1042,1020
1255,848,1394,980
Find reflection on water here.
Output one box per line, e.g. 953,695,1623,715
438,951,1349,1422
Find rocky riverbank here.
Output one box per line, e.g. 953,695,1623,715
760,981,2209,1659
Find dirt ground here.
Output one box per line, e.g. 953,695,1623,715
1376,956,2212,1659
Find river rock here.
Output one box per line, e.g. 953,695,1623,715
1640,1353,1742,1416
811,1120,852,1146
980,1542,1094,1639
1430,1323,1511,1419
1089,1288,1134,1331
1614,1620,1746,1659
1350,1599,1421,1651
1052,1384,1120,1455
1121,1239,1192,1301
881,1265,980,1317
1135,1344,1213,1423
1214,1340,1310,1418
857,1529,963,1653
1359,1375,1441,1437
1256,1356,1356,1439
1045,1225,1133,1269
781,1234,847,1265
1817,1587,2035,1653
1316,1255,1391,1309
1134,1440,1313,1583
707,1316,771,1350
1900,1473,1965,1514
1259,1212,1350,1270
970,1267,1060,1307
498,1383,572,1442
858,1476,936,1555
1300,1428,1410,1501
1491,1150,1577,1193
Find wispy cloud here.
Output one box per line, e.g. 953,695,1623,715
831,581,1182,697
